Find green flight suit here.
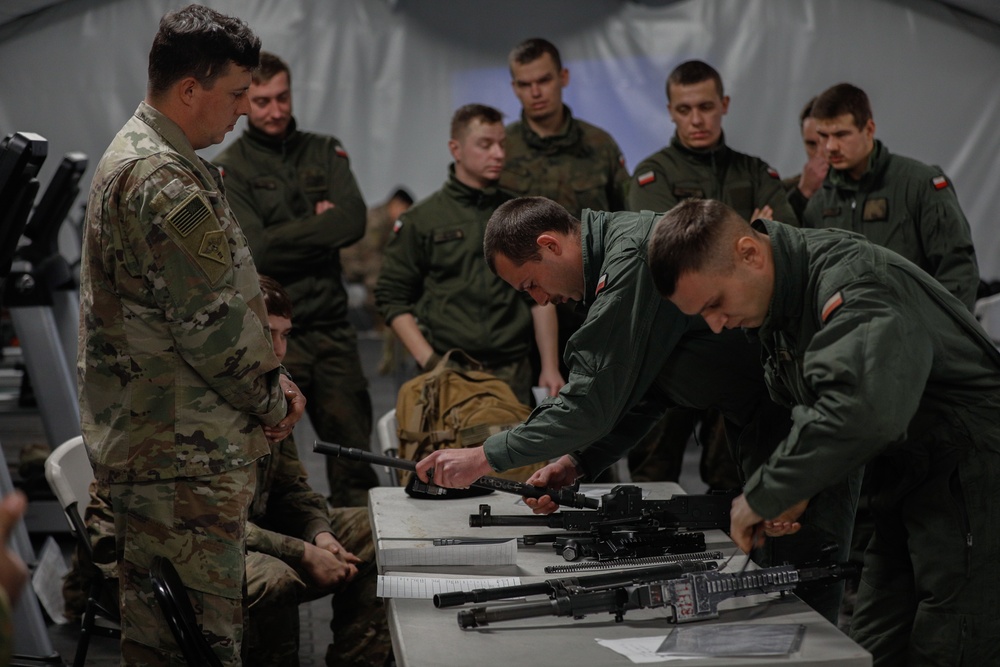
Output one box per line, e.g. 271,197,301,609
499,106,629,218
802,140,979,311
215,119,376,506
629,133,796,224
482,210,857,621
782,173,810,224
375,169,533,396
747,219,1000,666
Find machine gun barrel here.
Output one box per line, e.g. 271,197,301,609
314,441,599,509
456,561,861,629
434,560,716,608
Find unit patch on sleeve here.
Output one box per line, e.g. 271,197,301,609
821,291,845,324
198,230,228,265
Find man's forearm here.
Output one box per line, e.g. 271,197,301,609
389,313,436,368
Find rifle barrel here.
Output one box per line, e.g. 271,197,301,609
314,441,599,509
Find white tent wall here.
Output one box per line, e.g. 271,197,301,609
1,0,998,279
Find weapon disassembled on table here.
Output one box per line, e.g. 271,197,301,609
470,484,734,562
314,441,599,509
455,561,860,629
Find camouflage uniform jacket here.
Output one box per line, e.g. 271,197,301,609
246,434,334,563
78,102,285,483
629,133,796,225
745,219,1000,518
375,168,531,366
802,140,979,310
500,106,629,217
214,118,366,329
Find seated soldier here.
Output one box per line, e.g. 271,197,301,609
63,274,391,667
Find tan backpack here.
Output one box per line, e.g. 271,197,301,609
395,350,544,485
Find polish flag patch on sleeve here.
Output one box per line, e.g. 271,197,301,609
335,145,349,158
821,291,845,323
637,171,655,186
392,219,403,234
767,167,780,179
931,175,949,190
595,273,608,295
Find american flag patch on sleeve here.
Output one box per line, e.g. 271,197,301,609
167,192,212,238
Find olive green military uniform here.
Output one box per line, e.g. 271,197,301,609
79,102,287,666
747,219,1000,665
629,133,796,490
781,174,810,223
802,139,979,311
375,168,534,400
499,106,629,217
482,210,858,622
64,435,390,667
629,134,795,223
215,119,376,507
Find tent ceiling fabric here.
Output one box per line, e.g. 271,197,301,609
2,0,1000,28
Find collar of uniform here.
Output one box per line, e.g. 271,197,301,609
443,164,506,207
134,101,219,188
243,116,301,152
518,105,583,153
580,208,608,307
756,219,806,337
669,131,730,164
826,139,888,193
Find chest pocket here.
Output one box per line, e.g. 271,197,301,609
859,197,917,264
672,184,704,201
299,167,327,195
568,171,610,211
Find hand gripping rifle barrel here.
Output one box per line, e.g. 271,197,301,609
313,441,599,509
435,559,716,608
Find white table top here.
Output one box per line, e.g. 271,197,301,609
368,483,871,667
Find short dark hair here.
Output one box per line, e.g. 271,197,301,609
389,187,414,207
253,51,291,86
811,83,872,130
148,4,261,96
799,96,818,128
647,199,746,297
259,274,293,320
666,60,724,102
450,104,504,140
483,197,580,273
508,37,563,73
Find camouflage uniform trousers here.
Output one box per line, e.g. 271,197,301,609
285,326,376,507
109,464,256,667
243,507,390,667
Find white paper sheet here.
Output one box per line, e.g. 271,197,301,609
379,538,518,568
377,575,521,599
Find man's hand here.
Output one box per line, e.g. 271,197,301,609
314,532,362,567
0,492,29,606
797,152,829,199
536,367,565,398
524,456,580,515
750,205,774,221
265,375,306,442
729,493,766,553
415,447,492,489
762,498,808,538
315,200,335,215
300,540,358,591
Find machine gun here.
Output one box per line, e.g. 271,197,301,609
456,561,859,629
522,524,708,562
470,484,733,532
435,559,717,608
314,441,599,509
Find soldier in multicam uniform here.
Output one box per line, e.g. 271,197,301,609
215,52,377,508
77,6,305,665
68,276,391,667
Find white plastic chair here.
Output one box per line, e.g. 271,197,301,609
373,408,400,486
44,435,120,667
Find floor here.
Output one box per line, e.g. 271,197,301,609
2,327,705,666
